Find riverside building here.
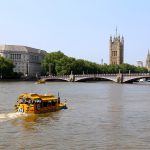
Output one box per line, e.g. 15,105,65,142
137,61,143,67
0,45,47,77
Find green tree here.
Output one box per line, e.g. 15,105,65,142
56,56,75,75
42,51,66,75
0,56,14,79
42,51,148,75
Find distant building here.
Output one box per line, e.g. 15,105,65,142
101,58,103,65
137,61,143,67
109,29,124,65
0,45,47,77
146,50,150,71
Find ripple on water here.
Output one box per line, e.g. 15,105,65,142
0,82,150,149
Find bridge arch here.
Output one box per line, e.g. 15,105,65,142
75,77,116,82
124,76,150,83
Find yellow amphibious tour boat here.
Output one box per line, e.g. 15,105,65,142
15,93,67,114
36,79,46,84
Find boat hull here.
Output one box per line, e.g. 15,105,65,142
16,103,67,114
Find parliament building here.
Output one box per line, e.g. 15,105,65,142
109,31,124,65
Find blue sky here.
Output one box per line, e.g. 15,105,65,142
0,0,150,65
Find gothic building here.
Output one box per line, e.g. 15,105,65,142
109,31,124,65
146,50,150,71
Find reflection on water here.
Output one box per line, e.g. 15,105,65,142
0,82,150,149
11,112,63,132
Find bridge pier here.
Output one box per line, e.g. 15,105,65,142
69,74,75,82
116,73,123,83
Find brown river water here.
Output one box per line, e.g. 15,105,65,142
0,81,150,150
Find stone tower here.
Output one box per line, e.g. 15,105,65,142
109,29,124,65
146,50,150,71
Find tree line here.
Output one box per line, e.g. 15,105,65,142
42,51,148,75
0,56,21,79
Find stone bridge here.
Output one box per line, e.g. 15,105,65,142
40,73,150,83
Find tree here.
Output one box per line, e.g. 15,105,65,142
0,56,14,79
42,51,66,75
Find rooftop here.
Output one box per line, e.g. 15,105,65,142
0,44,47,54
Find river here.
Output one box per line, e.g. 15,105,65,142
0,81,150,150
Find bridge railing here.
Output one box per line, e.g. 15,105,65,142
40,75,70,79
74,74,117,77
123,73,150,76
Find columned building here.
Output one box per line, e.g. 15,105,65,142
0,45,47,77
109,31,124,65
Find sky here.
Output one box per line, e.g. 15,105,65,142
0,0,150,65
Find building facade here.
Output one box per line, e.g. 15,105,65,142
109,33,124,65
146,50,150,71
0,45,47,77
137,60,143,67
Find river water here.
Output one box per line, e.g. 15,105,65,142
0,81,150,150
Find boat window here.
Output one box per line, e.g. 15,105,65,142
34,99,42,103
43,102,48,107
51,101,56,106
48,101,52,106
19,99,26,104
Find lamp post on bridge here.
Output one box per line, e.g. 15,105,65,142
82,71,84,75
129,70,131,75
26,59,29,77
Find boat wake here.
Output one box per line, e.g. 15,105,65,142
0,112,28,122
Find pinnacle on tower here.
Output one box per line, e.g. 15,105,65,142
121,35,124,44
110,35,112,42
115,26,118,37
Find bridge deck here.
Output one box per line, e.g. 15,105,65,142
40,73,150,83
